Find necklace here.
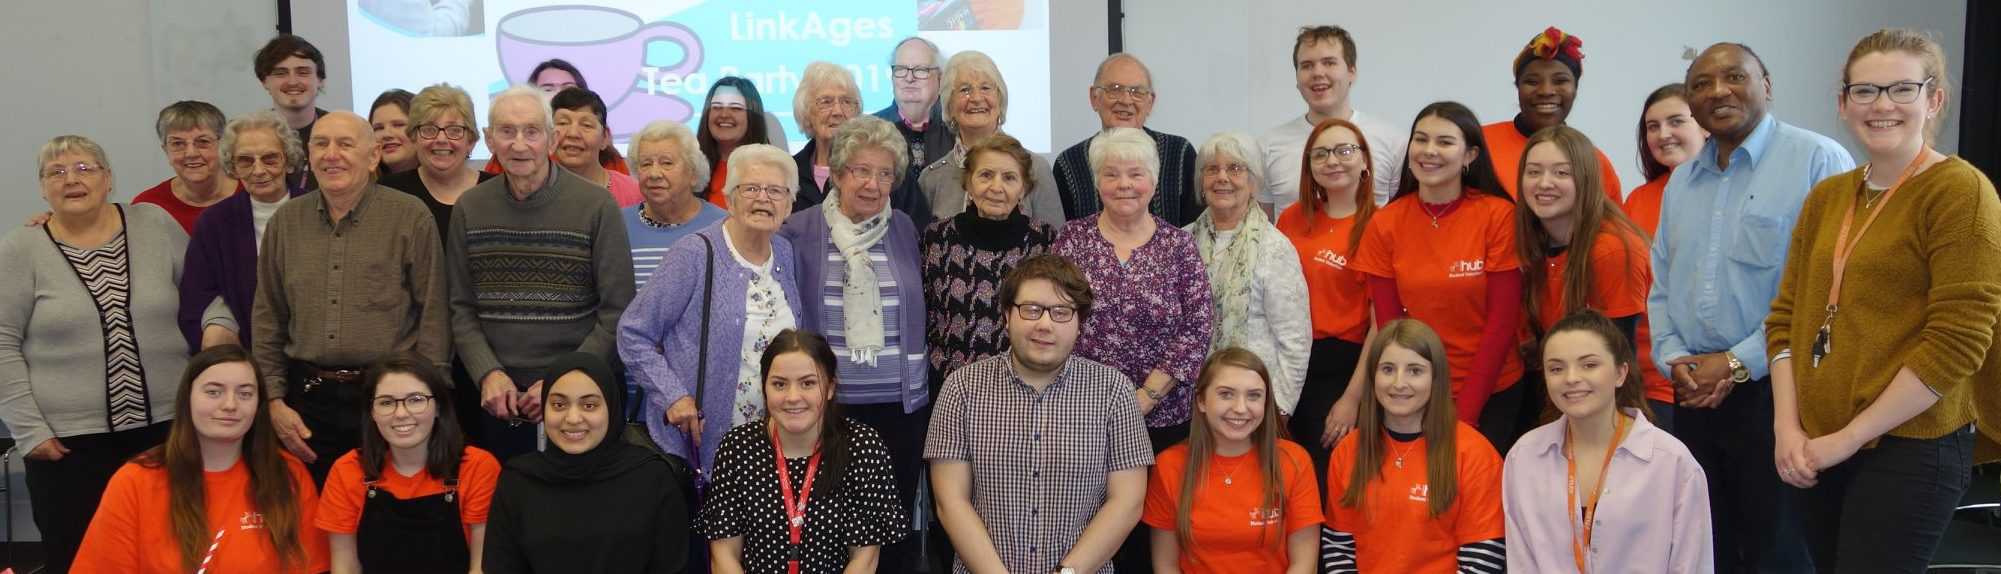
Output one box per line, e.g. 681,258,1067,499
1216,454,1249,486
1418,196,1462,228
1390,438,1418,469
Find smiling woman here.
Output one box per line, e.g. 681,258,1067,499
1481,27,1624,201
134,101,238,233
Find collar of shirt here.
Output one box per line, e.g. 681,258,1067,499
1001,353,1080,394
1691,113,1778,176
507,163,567,204
313,184,378,229
1529,408,1662,464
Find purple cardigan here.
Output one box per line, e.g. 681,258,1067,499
778,206,930,413
617,223,803,474
176,189,303,351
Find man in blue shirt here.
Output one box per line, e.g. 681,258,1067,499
1648,43,1854,574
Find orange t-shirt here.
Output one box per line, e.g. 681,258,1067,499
1142,440,1325,574
1351,193,1524,396
1277,204,1370,343
1323,422,1504,574
1532,227,1651,330
315,447,503,538
1482,122,1624,202
1622,176,1674,403
707,160,732,208
74,455,330,574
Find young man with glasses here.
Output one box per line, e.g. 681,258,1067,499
1051,53,1203,226
927,254,1153,574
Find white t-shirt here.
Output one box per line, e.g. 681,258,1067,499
1257,109,1407,211
250,194,290,253
724,229,797,426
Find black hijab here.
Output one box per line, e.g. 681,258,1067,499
507,352,660,485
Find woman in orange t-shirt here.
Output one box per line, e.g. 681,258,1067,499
1351,101,1524,452
1623,83,1708,426
1276,119,1381,486
1144,348,1324,573
1514,126,1653,433
1323,320,1505,574
318,354,501,573
73,345,329,574
1482,27,1624,202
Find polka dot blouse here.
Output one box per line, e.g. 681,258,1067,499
698,418,908,573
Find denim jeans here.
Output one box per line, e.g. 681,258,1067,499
1803,424,1975,574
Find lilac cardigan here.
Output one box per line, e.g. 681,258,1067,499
617,224,804,474
176,188,303,351
778,206,930,413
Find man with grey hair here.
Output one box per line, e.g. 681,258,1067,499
452,86,636,459
1051,53,1201,226
874,36,955,181
254,110,449,483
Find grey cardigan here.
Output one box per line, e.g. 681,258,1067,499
0,203,188,450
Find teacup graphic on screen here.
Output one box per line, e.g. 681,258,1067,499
497,5,704,136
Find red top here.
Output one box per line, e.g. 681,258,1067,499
132,179,225,233
1482,122,1624,202
1621,176,1674,403
1276,204,1370,342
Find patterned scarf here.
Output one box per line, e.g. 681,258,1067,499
821,190,891,365
1191,206,1272,353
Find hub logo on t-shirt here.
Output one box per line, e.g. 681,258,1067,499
1247,507,1283,528
239,511,267,532
1313,249,1349,270
1407,483,1430,503
1447,259,1484,278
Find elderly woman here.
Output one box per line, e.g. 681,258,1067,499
920,133,1057,391
626,120,729,291
134,101,239,232
552,87,643,207
0,135,190,573
792,62,865,210
916,50,1064,228
370,88,418,177
698,76,784,206
619,143,804,480
1183,132,1311,416
178,112,307,351
777,114,929,569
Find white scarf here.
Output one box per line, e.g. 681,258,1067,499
1192,206,1271,353
821,190,891,365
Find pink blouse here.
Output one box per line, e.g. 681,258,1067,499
1501,410,1713,573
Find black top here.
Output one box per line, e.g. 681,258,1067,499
379,169,498,243
698,419,907,574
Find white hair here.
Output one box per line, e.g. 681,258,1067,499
793,62,861,139
629,120,711,193
1093,52,1155,88
219,111,304,179
828,116,909,183
1195,131,1265,200
723,144,800,200
488,85,553,132
938,50,1009,132
890,36,943,68
1086,127,1159,180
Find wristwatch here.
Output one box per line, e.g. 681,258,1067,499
1141,385,1164,400
1058,567,1077,574
1726,353,1751,383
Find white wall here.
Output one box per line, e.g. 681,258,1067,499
1123,0,1966,193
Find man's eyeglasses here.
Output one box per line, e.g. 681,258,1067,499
891,65,939,80
1011,303,1078,323
1092,83,1154,101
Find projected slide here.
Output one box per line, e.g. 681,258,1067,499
348,0,1051,160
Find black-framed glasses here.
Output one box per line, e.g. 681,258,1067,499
371,393,435,416
891,65,938,80
416,124,472,141
1310,144,1363,164
1843,77,1933,105
1092,83,1154,101
1011,303,1078,323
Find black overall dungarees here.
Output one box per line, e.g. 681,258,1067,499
356,477,472,572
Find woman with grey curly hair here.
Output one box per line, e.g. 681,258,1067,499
179,111,309,350
623,120,727,290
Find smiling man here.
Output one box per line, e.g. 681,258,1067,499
253,111,450,484
1259,25,1406,214
1646,42,1852,574
1050,53,1201,226
449,86,636,461
254,35,330,194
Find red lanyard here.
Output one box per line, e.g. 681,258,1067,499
1566,414,1631,574
771,427,822,574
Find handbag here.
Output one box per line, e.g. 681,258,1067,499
627,233,717,511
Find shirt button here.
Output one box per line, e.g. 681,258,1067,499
1031,508,1038,515
1032,471,1040,477
1033,433,1041,441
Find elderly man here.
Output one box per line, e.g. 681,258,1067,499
253,111,449,484
1258,25,1405,213
874,36,955,181
926,254,1153,574
254,34,330,194
452,86,636,459
1050,53,1200,226
1649,43,1852,573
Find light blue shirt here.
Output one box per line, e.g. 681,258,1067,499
1647,114,1853,381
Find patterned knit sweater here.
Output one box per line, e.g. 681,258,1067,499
919,211,1057,388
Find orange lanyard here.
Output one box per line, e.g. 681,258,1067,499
1812,149,1932,367
1566,414,1631,574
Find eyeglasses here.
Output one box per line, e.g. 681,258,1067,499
1011,303,1078,323
891,65,939,80
417,124,473,141
371,393,435,416
232,153,287,171
814,95,860,112
735,184,793,200
1201,163,1250,177
842,165,897,185
41,162,103,180
1092,83,1154,101
1843,77,1933,105
1309,144,1363,164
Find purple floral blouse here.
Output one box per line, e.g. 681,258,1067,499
1051,214,1213,428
